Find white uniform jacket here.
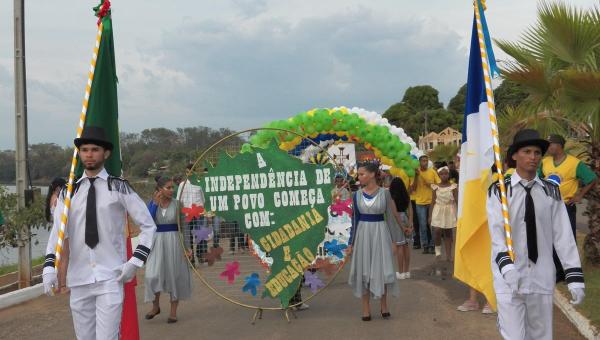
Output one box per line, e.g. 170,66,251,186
487,171,584,295
43,168,156,287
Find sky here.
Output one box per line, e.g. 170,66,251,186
0,0,597,149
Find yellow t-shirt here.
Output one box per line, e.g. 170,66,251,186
413,168,440,205
541,155,597,201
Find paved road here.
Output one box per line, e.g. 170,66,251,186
0,247,582,340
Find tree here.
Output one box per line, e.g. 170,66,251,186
402,85,443,112
447,84,467,115
429,144,459,163
28,143,69,181
496,1,600,264
140,128,182,148
0,151,15,183
0,186,47,249
383,102,419,139
425,109,464,135
494,80,529,114
447,81,528,116
384,85,456,140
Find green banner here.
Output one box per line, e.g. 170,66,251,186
202,142,334,307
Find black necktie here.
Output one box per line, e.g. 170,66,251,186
85,177,99,248
521,183,538,263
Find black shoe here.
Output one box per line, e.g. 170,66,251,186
429,247,436,254
362,315,372,321
167,317,178,324
381,312,391,319
422,248,429,254
413,244,421,249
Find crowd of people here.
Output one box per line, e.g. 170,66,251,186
38,126,596,339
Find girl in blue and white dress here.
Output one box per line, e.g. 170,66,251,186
347,163,405,321
144,176,192,324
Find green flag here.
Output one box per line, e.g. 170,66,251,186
76,1,121,177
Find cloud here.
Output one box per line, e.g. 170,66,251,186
0,2,471,149
128,7,466,132
232,0,269,18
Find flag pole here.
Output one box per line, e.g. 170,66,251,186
473,0,514,260
54,23,104,269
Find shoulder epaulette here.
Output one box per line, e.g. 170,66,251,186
108,176,135,194
58,180,82,200
540,179,562,201
487,177,512,200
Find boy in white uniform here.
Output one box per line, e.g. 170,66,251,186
487,129,585,340
42,127,156,340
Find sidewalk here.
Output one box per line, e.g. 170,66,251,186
0,247,583,339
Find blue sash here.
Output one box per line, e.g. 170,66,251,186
359,214,384,222
156,224,178,232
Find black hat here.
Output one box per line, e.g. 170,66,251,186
547,134,566,147
507,129,549,160
74,126,113,150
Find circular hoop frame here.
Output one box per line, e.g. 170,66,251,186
177,127,350,311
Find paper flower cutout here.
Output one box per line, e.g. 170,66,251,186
242,273,261,296
220,261,240,284
304,271,325,293
182,204,205,222
330,197,352,217
324,239,348,259
314,258,339,276
192,227,212,244
205,246,224,266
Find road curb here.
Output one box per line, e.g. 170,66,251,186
554,289,599,340
0,283,43,310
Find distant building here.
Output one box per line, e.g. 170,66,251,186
418,127,462,152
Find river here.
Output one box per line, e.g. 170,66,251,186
0,185,50,266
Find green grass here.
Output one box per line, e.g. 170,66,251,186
558,233,600,329
0,256,44,276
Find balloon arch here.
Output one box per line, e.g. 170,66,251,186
249,107,423,177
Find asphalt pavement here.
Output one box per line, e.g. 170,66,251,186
0,244,583,340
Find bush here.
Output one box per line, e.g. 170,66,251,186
0,186,48,249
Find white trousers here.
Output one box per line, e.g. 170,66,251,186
496,293,553,340
69,280,124,340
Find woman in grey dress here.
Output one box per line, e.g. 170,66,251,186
144,176,192,323
348,163,405,321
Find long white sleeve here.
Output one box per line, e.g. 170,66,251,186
43,191,66,274
552,197,584,288
120,190,156,267
487,183,513,275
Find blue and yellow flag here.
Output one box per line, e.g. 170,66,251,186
454,3,497,309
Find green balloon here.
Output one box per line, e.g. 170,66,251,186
240,143,253,154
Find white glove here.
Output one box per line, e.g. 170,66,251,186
568,286,585,305
115,261,138,283
503,269,520,294
42,270,58,296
